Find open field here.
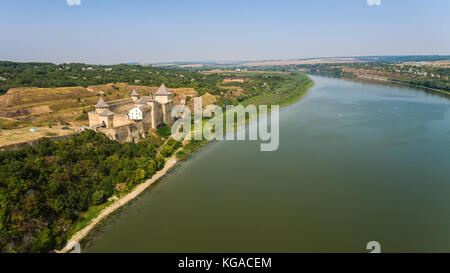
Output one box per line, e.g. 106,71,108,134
0,126,76,148
239,58,363,67
200,70,289,75
160,58,365,69
399,60,450,68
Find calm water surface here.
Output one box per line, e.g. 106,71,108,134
85,76,450,253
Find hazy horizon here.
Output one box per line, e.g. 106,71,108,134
1,0,449,64
4,54,450,66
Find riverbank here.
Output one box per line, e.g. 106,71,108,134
309,72,450,98
243,73,313,107
378,78,450,97
59,73,314,252
342,75,450,97
59,156,178,252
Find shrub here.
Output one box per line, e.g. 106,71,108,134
157,125,172,138
92,190,106,205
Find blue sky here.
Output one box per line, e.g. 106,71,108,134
0,0,449,64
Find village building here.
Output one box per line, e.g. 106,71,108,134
88,84,174,142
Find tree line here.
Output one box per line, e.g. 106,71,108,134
0,62,223,96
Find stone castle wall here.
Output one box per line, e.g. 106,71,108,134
108,98,134,113
98,122,146,143
112,113,132,127
88,111,100,127
161,101,173,124
142,109,152,130
151,103,163,129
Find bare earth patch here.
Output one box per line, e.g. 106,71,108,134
0,126,76,148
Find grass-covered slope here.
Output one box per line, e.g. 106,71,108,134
242,73,313,107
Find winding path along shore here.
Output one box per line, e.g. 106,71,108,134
59,156,178,253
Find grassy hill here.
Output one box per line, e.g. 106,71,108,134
0,83,198,129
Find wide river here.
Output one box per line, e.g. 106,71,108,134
85,75,450,253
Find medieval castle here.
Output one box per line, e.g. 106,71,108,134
88,84,173,142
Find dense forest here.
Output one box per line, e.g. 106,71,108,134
0,130,182,253
0,61,223,96
0,62,293,103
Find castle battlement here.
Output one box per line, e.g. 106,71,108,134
114,113,129,118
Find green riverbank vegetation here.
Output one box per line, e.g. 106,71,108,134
0,130,173,253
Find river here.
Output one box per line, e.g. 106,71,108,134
84,75,450,253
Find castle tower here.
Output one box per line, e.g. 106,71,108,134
141,106,152,131
154,84,173,124
148,100,160,129
154,84,172,104
131,89,139,102
98,109,114,128
95,97,110,114
135,95,154,106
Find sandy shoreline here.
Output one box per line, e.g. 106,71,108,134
59,156,178,253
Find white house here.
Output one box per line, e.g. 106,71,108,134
129,107,143,120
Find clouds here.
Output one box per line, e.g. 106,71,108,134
367,0,381,6
67,0,81,6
